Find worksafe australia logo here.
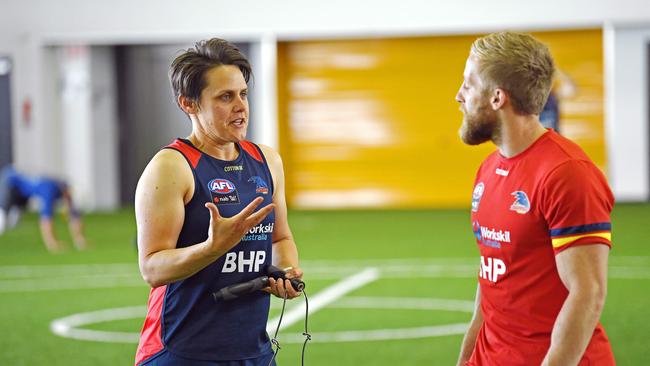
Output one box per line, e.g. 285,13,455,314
473,221,511,249
242,222,274,242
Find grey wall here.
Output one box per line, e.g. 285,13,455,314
115,44,191,204
115,43,254,204
0,57,12,168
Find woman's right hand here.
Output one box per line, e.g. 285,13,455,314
203,197,275,256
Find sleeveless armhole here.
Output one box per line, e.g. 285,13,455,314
162,139,201,204
240,141,275,196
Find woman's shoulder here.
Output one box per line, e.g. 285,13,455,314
256,143,282,164
141,148,194,185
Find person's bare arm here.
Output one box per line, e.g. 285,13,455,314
541,244,609,366
456,284,483,366
61,189,87,249
39,218,64,252
136,149,274,288
259,145,301,299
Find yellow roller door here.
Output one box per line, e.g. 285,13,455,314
278,30,604,209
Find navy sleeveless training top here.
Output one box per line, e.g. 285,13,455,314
136,138,275,364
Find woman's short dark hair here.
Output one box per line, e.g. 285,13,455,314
170,38,252,110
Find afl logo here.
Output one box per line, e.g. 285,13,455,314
471,182,485,212
208,178,236,194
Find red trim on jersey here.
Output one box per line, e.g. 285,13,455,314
166,140,201,168
239,141,263,163
134,285,167,366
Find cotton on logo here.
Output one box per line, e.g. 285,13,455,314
222,251,266,273
479,256,507,283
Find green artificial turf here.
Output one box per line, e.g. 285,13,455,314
0,204,647,365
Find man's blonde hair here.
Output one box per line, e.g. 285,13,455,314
471,32,555,115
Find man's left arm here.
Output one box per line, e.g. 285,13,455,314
542,244,609,366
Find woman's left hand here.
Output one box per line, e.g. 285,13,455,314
265,267,304,299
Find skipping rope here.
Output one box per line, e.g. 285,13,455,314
267,290,311,366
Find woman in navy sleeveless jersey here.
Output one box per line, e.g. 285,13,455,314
134,38,302,366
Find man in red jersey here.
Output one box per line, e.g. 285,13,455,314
454,32,616,366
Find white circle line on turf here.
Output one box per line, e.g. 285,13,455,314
49,296,472,344
267,267,380,333
50,306,146,343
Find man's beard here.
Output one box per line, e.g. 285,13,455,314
459,102,500,146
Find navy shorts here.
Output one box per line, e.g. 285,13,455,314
139,349,277,366
0,173,27,211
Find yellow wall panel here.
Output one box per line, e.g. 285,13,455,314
532,29,605,171
278,30,605,208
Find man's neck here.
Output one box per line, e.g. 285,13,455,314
495,113,548,158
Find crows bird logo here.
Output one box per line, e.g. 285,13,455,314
248,176,269,194
510,191,530,214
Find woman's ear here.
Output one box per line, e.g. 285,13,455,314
178,95,199,115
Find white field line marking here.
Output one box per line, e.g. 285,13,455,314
3,255,648,278
0,263,139,278
266,267,380,333
279,323,469,343
609,256,650,265
332,296,475,312
0,259,480,278
50,306,145,343
49,297,471,344
302,258,478,266
608,267,650,279
303,256,650,267
0,264,478,279
0,275,145,293
3,262,650,293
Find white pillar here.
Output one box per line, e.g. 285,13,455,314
605,24,650,201
59,45,119,210
249,34,279,149
89,46,119,209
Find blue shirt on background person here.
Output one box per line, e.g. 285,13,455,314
0,165,87,252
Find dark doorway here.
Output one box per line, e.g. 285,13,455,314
0,57,12,169
114,43,253,205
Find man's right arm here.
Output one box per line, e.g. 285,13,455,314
456,284,482,366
